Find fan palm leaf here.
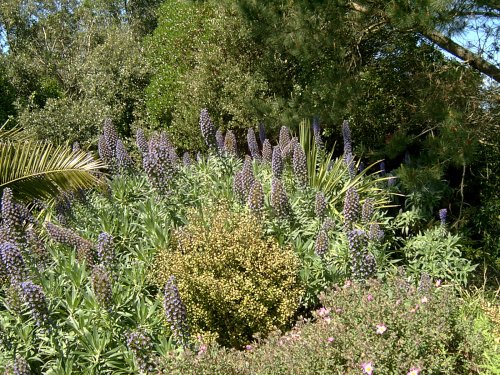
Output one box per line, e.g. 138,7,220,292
1,140,105,201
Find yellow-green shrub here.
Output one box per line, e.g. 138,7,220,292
154,205,303,348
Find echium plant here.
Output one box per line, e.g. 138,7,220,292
361,199,374,224
312,116,323,149
247,128,261,161
20,280,50,327
343,187,360,230
314,229,329,257
126,329,157,374
136,128,149,156
258,122,266,144
98,118,119,168
439,208,447,235
0,241,28,284
347,229,375,281
233,171,244,203
91,264,113,310
199,108,216,149
315,192,327,220
216,128,225,153
97,232,115,274
292,143,308,189
279,126,291,153
7,355,31,375
248,180,264,213
271,178,291,218
116,139,134,171
282,137,298,162
241,156,255,198
143,132,177,194
45,222,95,266
26,228,49,268
1,188,24,245
164,276,190,347
262,140,272,164
272,146,284,178
224,130,238,157
342,120,352,155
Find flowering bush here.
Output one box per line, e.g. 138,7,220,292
161,276,487,374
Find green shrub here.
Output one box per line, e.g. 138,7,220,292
161,277,487,374
404,227,476,285
154,205,304,348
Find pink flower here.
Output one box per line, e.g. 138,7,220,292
317,307,331,317
361,361,374,375
407,367,421,375
335,308,343,314
344,280,352,288
326,337,334,343
376,324,387,334
395,299,401,306
197,344,207,356
245,345,253,350
435,279,442,287
324,316,332,324
367,294,374,301
421,296,428,303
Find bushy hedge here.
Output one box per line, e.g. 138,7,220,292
154,205,304,348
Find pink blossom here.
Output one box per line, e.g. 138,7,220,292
376,324,387,334
367,294,374,301
327,337,334,343
407,367,421,375
435,279,442,287
361,361,374,375
245,345,253,350
324,316,332,324
421,296,428,304
317,307,331,317
197,344,207,356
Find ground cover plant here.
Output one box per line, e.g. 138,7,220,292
0,111,498,373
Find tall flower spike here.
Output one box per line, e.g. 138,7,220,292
361,199,374,224
216,128,225,153
200,108,216,148
342,120,352,155
292,143,308,188
92,265,113,309
20,280,50,326
343,188,360,230
103,118,118,158
26,228,49,268
439,208,447,227
347,229,370,281
314,229,329,257
241,156,255,198
126,329,157,373
368,223,384,242
1,188,23,245
116,139,134,171
258,122,266,145
233,172,245,204
312,116,323,149
143,132,176,194
247,180,264,213
164,276,190,347
45,222,95,266
344,152,356,179
224,130,238,157
271,178,290,218
321,217,335,233
315,192,327,219
272,146,284,178
262,139,272,164
9,356,31,375
282,137,297,161
97,232,115,274
136,128,149,156
279,126,291,153
98,133,113,165
0,242,28,284
247,128,261,161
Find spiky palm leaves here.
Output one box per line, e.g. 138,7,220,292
1,124,103,201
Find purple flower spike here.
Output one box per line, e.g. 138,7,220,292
136,128,149,156
292,143,308,188
164,276,190,347
314,229,329,257
126,329,157,373
200,109,216,148
247,128,261,161
20,281,49,326
439,208,447,226
272,146,284,178
262,140,272,164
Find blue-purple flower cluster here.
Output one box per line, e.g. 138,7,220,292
292,143,308,188
224,130,238,157
247,128,261,161
271,178,291,218
262,139,273,164
45,222,95,266
0,241,28,284
248,181,265,213
164,276,190,347
97,232,115,274
92,264,113,309
143,132,178,194
200,108,216,148
20,280,50,327
272,146,284,178
347,229,375,280
126,329,157,373
314,229,329,257
315,192,327,219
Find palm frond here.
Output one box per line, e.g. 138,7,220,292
0,120,31,142
0,140,105,200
